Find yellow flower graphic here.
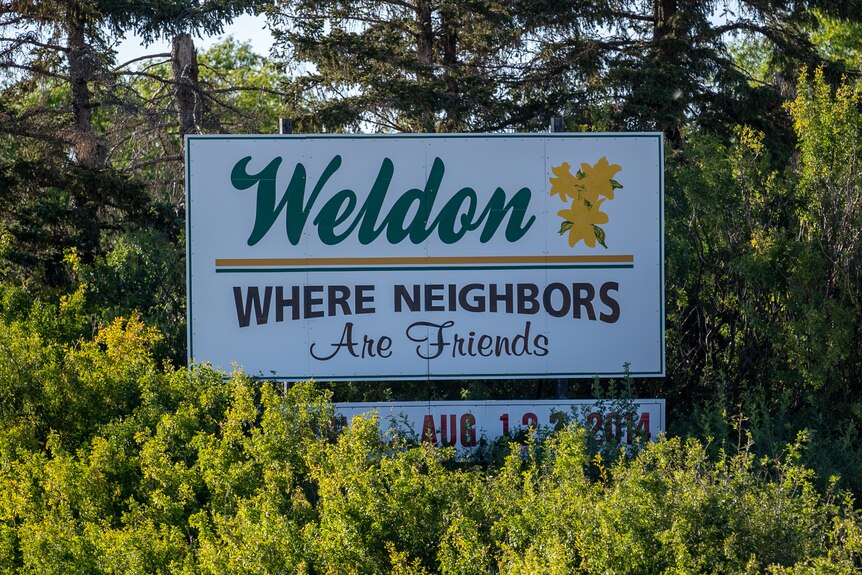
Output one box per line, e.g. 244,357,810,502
550,156,622,249
580,156,622,201
557,199,609,248
549,162,583,202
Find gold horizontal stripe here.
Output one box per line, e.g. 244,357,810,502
215,255,634,267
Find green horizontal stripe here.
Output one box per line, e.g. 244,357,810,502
216,264,634,273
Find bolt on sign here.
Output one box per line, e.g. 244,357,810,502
186,134,664,380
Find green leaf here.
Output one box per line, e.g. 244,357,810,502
583,199,592,209
610,179,623,189
558,221,573,234
592,225,607,248
576,169,586,179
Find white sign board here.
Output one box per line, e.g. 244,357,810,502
186,134,664,380
335,400,665,449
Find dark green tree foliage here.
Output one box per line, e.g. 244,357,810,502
0,1,151,283
0,155,162,286
269,0,553,132
268,0,862,143
521,0,862,149
0,0,269,286
97,0,263,43
0,2,283,361
0,0,138,281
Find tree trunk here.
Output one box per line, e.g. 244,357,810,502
440,4,461,132
172,33,220,142
67,2,106,169
414,0,436,132
66,1,106,262
653,0,677,41
653,0,683,148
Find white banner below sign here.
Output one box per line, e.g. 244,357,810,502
186,134,664,380
334,400,665,449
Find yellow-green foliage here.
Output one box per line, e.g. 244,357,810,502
0,310,859,574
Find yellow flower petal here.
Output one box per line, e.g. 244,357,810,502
580,156,622,201
557,198,609,248
549,162,577,202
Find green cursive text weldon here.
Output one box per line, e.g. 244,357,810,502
230,155,536,246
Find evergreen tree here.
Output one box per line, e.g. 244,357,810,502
270,0,862,147
269,0,553,132
0,0,268,285
539,1,862,148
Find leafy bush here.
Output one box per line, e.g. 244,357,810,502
0,314,859,574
